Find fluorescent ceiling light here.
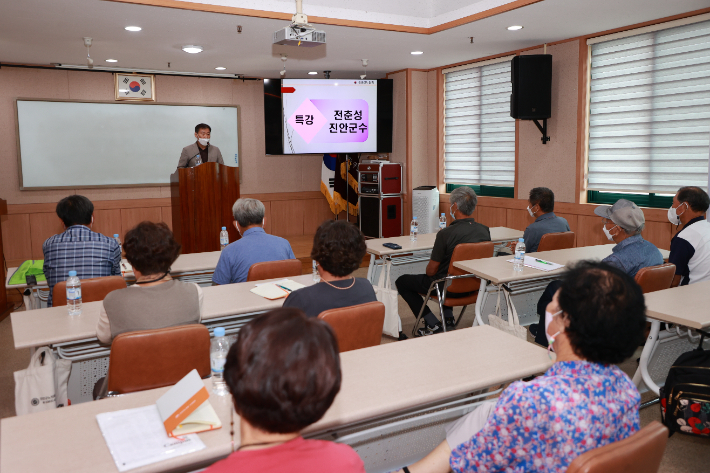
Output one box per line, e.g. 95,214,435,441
215,66,226,70
124,26,142,32
105,59,118,63
182,45,203,54
411,51,424,55
264,79,269,83
507,25,523,31
308,71,317,75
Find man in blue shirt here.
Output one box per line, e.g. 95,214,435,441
522,187,570,252
212,198,296,285
531,199,662,346
43,195,121,307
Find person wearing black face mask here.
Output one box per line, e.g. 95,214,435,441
177,123,224,168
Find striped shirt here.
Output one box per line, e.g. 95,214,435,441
42,225,121,307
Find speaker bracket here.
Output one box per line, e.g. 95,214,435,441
532,119,551,144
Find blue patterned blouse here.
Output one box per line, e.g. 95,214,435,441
450,361,640,473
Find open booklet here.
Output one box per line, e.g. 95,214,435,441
96,370,219,472
250,278,307,300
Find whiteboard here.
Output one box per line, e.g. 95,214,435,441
16,100,240,188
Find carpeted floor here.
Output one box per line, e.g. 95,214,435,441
1,269,708,470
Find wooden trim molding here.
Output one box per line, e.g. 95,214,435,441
406,69,413,202
575,40,591,205
107,0,543,35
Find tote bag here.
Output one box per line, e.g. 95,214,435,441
373,261,401,338
487,288,527,341
14,346,72,416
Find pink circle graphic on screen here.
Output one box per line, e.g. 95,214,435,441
129,81,141,92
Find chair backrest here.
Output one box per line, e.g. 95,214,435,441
52,276,127,306
634,263,676,294
537,231,576,252
566,421,668,473
247,259,302,282
318,301,385,353
447,242,496,293
106,324,211,394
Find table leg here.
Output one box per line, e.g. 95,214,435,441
474,280,488,326
366,254,376,283
635,320,661,396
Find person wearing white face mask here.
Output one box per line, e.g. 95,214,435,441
394,261,645,473
531,199,661,347
177,123,225,168
668,186,710,287
508,187,570,253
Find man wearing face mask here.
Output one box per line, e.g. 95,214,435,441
531,199,661,346
212,198,295,285
668,186,710,287
177,123,224,169
519,187,570,253
395,187,490,336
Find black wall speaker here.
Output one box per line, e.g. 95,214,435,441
510,55,552,120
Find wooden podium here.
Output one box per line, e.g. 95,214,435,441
170,163,240,254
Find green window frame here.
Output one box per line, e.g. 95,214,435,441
587,191,673,209
446,184,514,198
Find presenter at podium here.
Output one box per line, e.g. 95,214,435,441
177,123,224,168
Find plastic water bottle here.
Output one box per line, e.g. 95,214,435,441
219,227,229,251
211,327,230,395
439,213,447,232
312,260,321,282
113,234,122,255
514,238,526,272
66,270,82,316
410,216,419,242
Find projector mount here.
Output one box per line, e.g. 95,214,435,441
290,0,315,38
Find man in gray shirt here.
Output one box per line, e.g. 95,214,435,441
522,187,570,252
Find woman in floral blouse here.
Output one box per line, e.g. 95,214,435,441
398,260,647,473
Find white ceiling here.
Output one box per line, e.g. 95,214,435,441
0,0,708,79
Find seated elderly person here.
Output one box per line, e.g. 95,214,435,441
94,221,203,398
531,199,662,346
397,261,645,473
205,308,365,473
509,187,570,253
213,198,296,285
282,220,376,317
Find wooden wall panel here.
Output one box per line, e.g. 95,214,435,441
1,214,32,266
576,215,608,248
29,213,64,260
477,206,507,228
262,201,272,234
270,200,305,237
160,207,173,231
506,209,534,231
120,207,162,241
555,213,579,237
303,198,332,235
92,209,123,242
641,221,673,251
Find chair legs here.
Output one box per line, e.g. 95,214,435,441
453,306,467,327
412,281,438,337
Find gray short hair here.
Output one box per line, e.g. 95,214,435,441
232,198,265,227
450,187,478,216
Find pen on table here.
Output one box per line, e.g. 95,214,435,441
535,259,553,265
121,262,128,271
276,284,292,293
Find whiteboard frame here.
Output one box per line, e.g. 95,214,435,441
15,98,242,190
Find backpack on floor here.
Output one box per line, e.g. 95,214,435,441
659,331,710,437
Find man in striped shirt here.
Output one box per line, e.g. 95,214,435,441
42,195,121,307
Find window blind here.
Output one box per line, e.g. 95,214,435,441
588,19,710,194
443,60,515,186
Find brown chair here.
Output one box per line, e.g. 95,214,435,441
566,421,668,473
246,259,302,282
634,263,676,294
52,276,127,306
318,301,385,353
414,241,496,336
537,231,576,252
106,324,211,395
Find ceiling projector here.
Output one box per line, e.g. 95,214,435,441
273,26,326,47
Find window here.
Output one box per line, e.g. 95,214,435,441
587,18,710,197
443,57,516,192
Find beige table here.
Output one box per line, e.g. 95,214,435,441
12,274,315,404
634,281,710,396
453,245,671,326
1,326,551,473
6,251,222,310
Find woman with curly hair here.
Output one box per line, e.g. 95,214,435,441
282,220,375,317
